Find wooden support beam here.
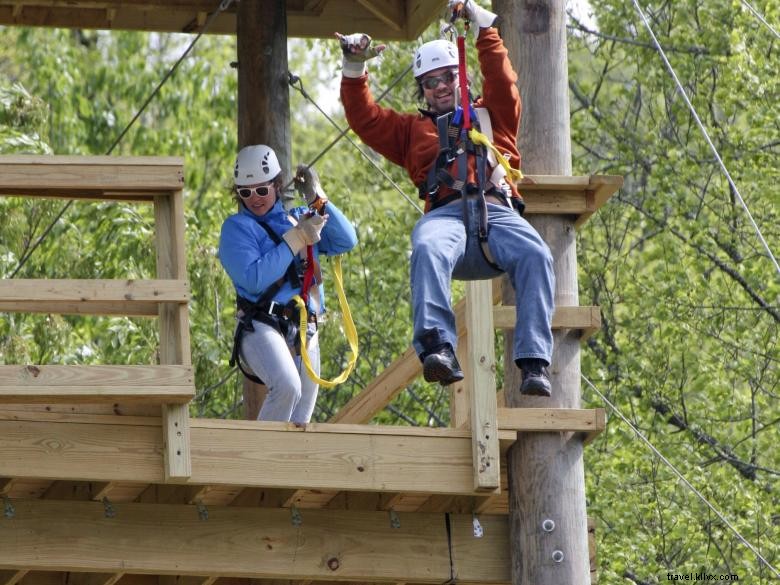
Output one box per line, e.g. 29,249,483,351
0,365,194,404
0,570,27,585
493,305,601,340
155,191,192,483
65,573,125,585
0,478,14,497
464,281,499,492
355,0,403,31
0,278,189,303
0,155,183,199
497,408,605,444
0,500,511,583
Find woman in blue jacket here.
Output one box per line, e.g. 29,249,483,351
219,144,357,423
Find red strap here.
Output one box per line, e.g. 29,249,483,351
457,35,470,130
301,244,315,303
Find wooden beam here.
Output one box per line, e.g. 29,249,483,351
0,300,160,316
493,305,601,340
155,191,192,483
0,415,480,495
0,571,27,585
328,346,420,424
0,500,511,583
0,155,183,198
355,0,403,31
0,365,194,404
497,408,605,444
464,281,499,492
0,279,189,304
65,573,125,585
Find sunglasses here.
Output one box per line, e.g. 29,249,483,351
420,70,457,90
237,184,274,199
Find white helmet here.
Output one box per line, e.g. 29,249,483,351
413,39,458,78
234,144,281,186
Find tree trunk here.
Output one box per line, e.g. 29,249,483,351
236,0,291,419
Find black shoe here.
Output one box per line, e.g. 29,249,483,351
422,346,464,386
517,358,552,397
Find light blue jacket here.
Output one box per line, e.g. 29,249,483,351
219,199,357,313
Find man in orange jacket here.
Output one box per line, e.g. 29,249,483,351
338,0,555,397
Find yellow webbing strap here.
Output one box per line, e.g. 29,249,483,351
468,128,524,181
291,255,358,388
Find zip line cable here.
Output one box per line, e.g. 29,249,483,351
630,0,780,278
739,0,780,40
287,67,424,215
8,0,234,279
582,374,780,579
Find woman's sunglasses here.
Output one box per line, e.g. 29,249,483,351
420,70,456,90
237,184,274,199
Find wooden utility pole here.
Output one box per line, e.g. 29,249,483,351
236,0,291,419
494,0,591,583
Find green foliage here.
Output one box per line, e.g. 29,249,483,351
570,1,778,581
0,2,778,580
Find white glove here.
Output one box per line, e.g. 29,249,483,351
294,164,328,207
282,214,328,255
335,32,386,78
448,0,498,34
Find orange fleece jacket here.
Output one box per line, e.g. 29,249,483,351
340,27,522,212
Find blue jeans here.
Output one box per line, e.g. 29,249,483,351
240,320,320,423
410,198,555,363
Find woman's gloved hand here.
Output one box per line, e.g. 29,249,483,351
282,213,328,254
294,164,328,211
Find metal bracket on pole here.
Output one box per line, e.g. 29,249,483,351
2,496,14,519
102,497,116,518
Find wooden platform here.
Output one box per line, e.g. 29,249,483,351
0,156,619,585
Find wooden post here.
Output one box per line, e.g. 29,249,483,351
494,0,591,583
155,191,192,481
236,0,291,419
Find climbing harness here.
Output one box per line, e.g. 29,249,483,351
419,13,526,270
228,220,307,385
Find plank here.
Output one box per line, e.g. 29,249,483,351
0,155,183,197
493,305,601,340
464,281,499,492
0,279,189,303
0,365,193,387
0,365,194,404
0,500,511,584
0,300,160,316
497,408,605,442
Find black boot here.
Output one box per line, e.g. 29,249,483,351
516,358,552,397
422,344,464,386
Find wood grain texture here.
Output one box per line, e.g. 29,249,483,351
0,500,511,583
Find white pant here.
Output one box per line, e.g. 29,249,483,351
239,319,320,423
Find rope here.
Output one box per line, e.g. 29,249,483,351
739,0,780,40
287,70,424,215
582,374,780,579
8,0,235,279
630,0,780,278
291,255,358,388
